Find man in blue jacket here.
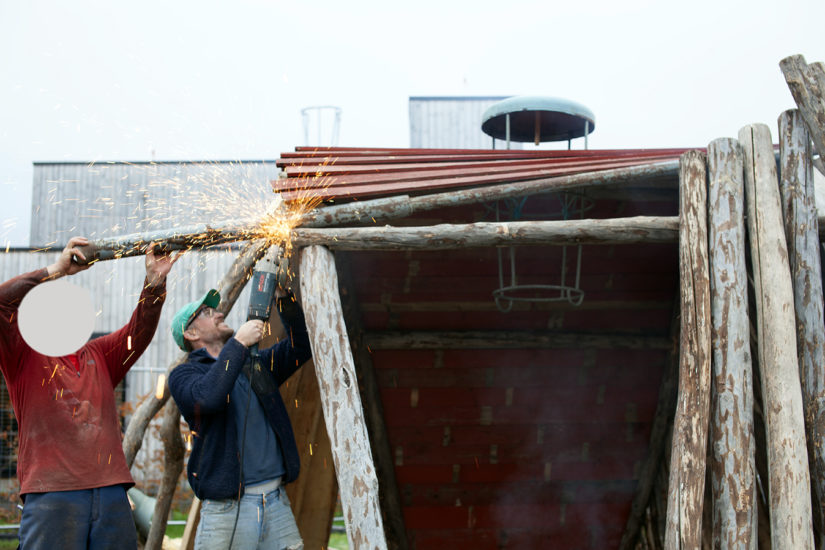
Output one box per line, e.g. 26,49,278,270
168,287,312,550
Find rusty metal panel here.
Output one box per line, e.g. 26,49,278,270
273,147,689,202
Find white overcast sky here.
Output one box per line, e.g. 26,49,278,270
1,0,823,246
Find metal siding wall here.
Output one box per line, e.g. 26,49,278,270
30,161,280,247
409,97,523,150
0,248,252,482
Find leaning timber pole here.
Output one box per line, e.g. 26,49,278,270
780,55,825,175
707,138,756,548
299,245,388,550
664,150,712,550
778,109,825,545
741,122,813,549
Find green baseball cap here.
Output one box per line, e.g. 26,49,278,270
171,289,221,351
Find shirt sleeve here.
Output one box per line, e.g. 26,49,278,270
169,338,248,420
86,279,167,386
259,298,313,386
0,268,50,382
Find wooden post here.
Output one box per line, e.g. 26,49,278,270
707,138,756,548
299,245,388,550
740,122,814,549
778,109,825,545
664,150,713,550
280,359,338,549
780,55,825,175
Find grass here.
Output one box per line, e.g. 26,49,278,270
328,530,349,549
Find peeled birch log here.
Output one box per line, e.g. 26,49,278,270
707,138,756,549
290,216,678,250
299,245,388,550
741,122,813,550
778,109,825,545
664,150,713,550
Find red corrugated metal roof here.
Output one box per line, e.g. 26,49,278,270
272,146,690,202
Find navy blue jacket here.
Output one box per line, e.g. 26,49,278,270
168,304,312,500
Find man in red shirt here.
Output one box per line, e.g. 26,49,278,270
0,236,178,549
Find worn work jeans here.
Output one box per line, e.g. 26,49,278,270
196,487,303,550
18,485,137,550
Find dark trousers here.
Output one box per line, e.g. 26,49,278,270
18,485,137,550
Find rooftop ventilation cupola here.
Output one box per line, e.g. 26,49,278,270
481,95,595,149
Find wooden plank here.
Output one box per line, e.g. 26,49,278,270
281,359,338,549
365,331,670,350
740,122,813,549
299,245,388,550
180,497,200,550
664,150,712,550
337,252,409,550
706,137,756,548
291,216,679,250
778,109,825,546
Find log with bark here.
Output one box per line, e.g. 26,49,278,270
778,109,825,546
706,137,756,548
780,55,825,175
664,150,713,550
741,122,813,549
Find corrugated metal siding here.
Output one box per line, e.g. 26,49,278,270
30,161,280,247
0,248,253,482
409,97,523,150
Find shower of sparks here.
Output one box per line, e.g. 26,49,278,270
38,157,333,295
127,335,132,350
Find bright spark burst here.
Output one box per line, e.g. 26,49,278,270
40,157,333,293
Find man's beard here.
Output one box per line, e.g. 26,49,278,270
219,325,235,344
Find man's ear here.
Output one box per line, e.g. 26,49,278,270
183,328,198,347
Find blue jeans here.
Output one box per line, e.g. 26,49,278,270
196,487,303,550
18,485,137,550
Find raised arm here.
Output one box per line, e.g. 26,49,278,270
0,237,93,380
259,294,313,386
87,243,180,385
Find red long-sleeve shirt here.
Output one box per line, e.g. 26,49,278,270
0,268,165,495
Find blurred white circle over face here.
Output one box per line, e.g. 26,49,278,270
18,280,95,357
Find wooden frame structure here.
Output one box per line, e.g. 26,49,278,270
116,54,825,549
